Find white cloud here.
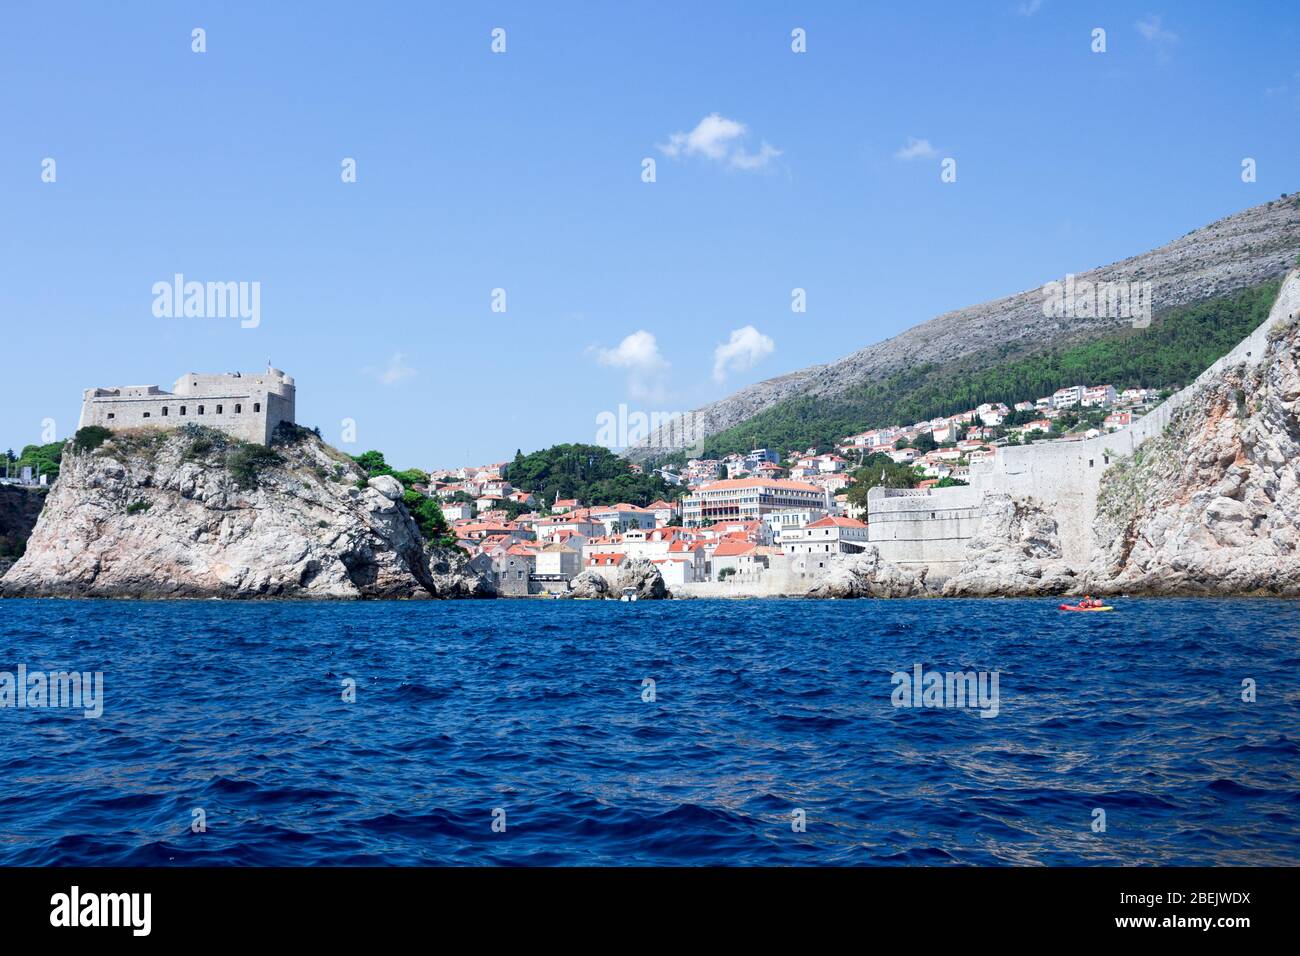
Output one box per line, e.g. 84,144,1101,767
894,137,938,161
590,330,670,401
730,142,782,171
1017,0,1043,16
1135,13,1178,46
592,330,667,372
658,113,782,171
712,325,775,383
366,351,416,386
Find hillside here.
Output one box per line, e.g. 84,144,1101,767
628,195,1300,461
691,279,1283,458
0,424,489,599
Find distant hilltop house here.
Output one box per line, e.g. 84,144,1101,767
78,367,296,445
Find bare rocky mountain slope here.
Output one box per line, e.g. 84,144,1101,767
630,196,1300,459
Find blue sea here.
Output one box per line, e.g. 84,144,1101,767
0,597,1296,866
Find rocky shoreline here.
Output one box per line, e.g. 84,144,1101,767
0,426,489,601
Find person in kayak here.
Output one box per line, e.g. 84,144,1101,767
1080,595,1102,608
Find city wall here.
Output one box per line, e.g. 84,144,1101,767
869,269,1300,579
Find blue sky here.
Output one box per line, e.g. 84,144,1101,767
2,1,1297,468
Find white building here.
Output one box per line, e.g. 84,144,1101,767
1082,384,1117,407
779,516,870,556
1052,385,1084,409
440,502,474,521
761,508,827,544
534,542,581,581
589,503,657,535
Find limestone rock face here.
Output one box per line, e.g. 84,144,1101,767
367,474,404,501
1086,291,1300,595
427,546,495,598
562,570,610,600
807,547,931,598
942,494,1077,596
0,427,449,600
615,558,668,600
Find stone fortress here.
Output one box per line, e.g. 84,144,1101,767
79,367,296,445
867,269,1300,581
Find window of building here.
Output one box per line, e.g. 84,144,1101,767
254,402,261,412
198,406,204,415
106,413,115,420
216,405,223,414
161,407,168,416
234,404,242,414
179,406,186,416
142,412,150,418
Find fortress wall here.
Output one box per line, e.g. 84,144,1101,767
868,486,984,575
81,395,266,444
868,269,1300,574
78,369,297,446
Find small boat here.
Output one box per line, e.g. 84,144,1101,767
620,587,639,602
1059,603,1114,612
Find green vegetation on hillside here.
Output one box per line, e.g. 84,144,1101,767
506,443,684,508
4,440,66,481
844,453,923,509
227,443,283,490
352,449,454,546
72,426,113,454
679,279,1283,460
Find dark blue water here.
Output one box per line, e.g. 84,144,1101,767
0,598,1296,865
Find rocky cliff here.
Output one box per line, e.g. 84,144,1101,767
0,425,488,600
0,484,45,570
559,560,669,600
941,495,1077,597
806,547,931,598
630,196,1300,459
1085,286,1300,595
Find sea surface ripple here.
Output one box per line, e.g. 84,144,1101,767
0,597,1296,866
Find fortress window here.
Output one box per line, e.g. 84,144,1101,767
1089,459,1095,468
198,405,204,415
216,405,223,414
161,406,168,416
235,404,242,414
179,406,186,416
142,412,150,418
106,413,115,420
254,402,261,413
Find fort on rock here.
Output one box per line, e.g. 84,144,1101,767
78,367,296,445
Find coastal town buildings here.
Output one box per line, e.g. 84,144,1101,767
420,376,1163,595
